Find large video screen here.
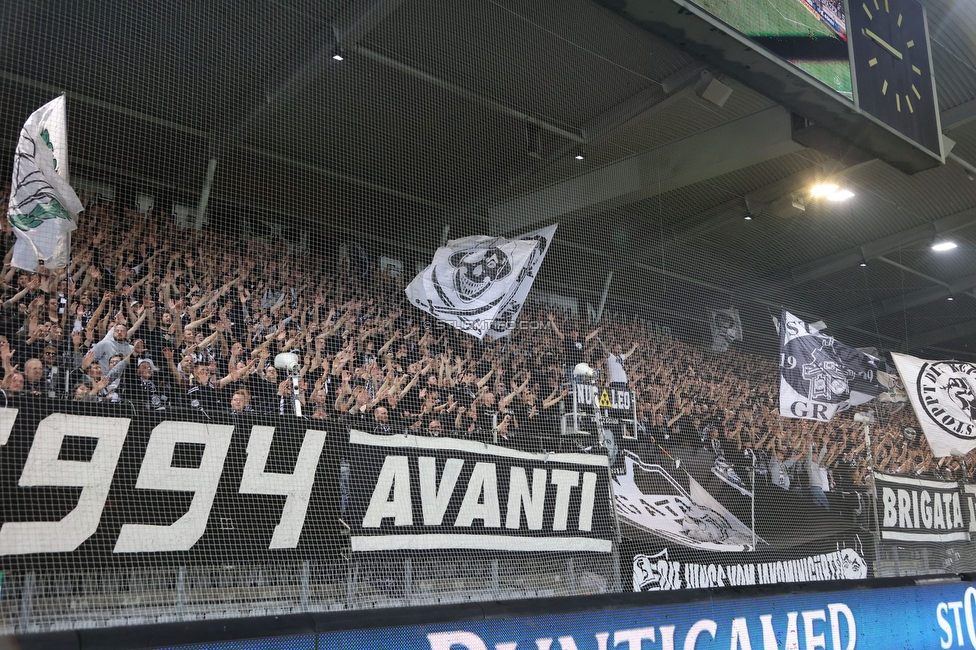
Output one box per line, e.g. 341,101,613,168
689,0,852,100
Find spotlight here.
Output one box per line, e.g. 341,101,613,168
826,189,855,202
932,240,958,252
811,183,839,197
274,352,301,375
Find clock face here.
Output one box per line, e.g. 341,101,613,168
848,0,941,155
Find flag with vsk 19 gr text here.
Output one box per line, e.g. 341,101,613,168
6,96,83,271
779,310,888,421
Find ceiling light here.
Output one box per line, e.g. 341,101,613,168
574,153,585,161
860,262,867,267
811,183,839,197
932,240,958,252
826,189,855,202
948,296,955,301
744,215,752,221
331,46,345,61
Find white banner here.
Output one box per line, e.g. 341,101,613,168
485,224,557,339
613,453,760,552
890,353,976,457
405,234,539,339
7,96,83,271
573,384,633,411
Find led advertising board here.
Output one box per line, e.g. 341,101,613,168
162,580,976,650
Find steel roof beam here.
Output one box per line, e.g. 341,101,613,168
827,271,976,327
906,319,976,350
332,0,407,49
942,99,976,131
791,206,976,284
489,105,802,235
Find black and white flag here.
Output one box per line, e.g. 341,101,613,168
779,310,887,421
709,308,743,352
890,353,976,457
613,453,759,552
404,233,541,339
485,224,557,340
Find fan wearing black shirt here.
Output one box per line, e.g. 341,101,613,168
546,313,600,380
186,361,240,416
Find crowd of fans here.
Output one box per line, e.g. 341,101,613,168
0,182,970,497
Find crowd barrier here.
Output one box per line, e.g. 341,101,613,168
1,396,975,633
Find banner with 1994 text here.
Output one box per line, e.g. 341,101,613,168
0,400,345,569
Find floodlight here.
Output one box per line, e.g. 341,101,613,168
810,183,839,197
274,352,301,376
932,240,958,252
573,363,595,378
826,189,855,201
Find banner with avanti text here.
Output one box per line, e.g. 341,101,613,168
347,429,615,553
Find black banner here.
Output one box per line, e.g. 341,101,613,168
624,533,873,592
347,429,615,553
0,400,345,569
612,436,873,561
875,471,970,543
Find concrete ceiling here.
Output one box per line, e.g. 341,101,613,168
2,0,976,359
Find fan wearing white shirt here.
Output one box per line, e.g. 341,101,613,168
599,338,638,390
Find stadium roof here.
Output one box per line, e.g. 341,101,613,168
3,0,976,359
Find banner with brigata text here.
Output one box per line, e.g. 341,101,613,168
874,471,971,543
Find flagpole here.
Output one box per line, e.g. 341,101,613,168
861,419,882,571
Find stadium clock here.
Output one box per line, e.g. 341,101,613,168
848,0,941,156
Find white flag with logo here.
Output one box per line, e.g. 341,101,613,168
6,96,83,271
484,224,557,339
405,234,538,339
890,353,976,457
